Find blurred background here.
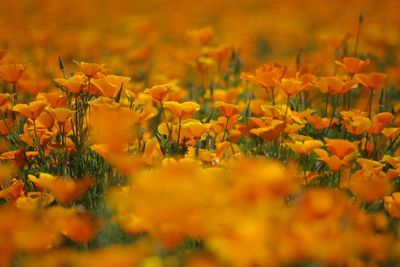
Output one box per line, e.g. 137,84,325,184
0,0,399,83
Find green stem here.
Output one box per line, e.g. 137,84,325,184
221,116,230,142
177,117,182,147
368,89,373,118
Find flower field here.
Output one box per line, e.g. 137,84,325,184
1,0,400,266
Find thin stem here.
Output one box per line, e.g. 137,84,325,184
280,96,290,158
177,117,182,147
324,94,329,117
221,116,230,142
368,89,374,118
160,101,171,134
12,83,18,104
325,95,338,136
354,10,364,57
271,87,275,105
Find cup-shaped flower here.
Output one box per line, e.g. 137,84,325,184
163,101,200,120
335,57,369,75
46,107,75,124
74,60,105,78
0,63,28,83
54,75,87,95
12,100,47,120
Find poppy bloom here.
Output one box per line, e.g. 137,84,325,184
305,114,337,131
0,179,24,200
384,192,400,218
250,120,286,141
215,101,240,118
187,27,214,45
183,120,209,140
286,140,323,155
367,112,394,134
314,76,358,96
144,84,172,102
74,60,105,78
46,107,74,124
314,139,357,171
37,92,68,108
355,72,387,90
0,63,28,83
207,45,232,68
325,138,357,159
28,173,95,204
340,110,371,135
163,101,200,120
54,75,87,95
91,74,130,98
12,100,47,120
335,57,369,75
277,78,306,96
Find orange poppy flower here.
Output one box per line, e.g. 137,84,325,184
0,63,28,83
0,118,14,136
12,100,47,120
314,148,355,172
0,179,24,200
90,76,118,97
340,111,371,135
314,76,358,95
144,84,172,102
286,140,323,155
143,137,163,165
324,138,357,159
335,57,369,75
215,101,240,118
15,192,54,209
368,112,394,134
212,114,241,134
355,72,387,90
313,139,358,171
91,74,130,98
258,64,286,87
187,27,214,45
250,120,286,141
183,120,209,140
46,107,75,124
37,91,67,108
163,101,200,119
74,60,105,78
305,114,337,131
208,45,232,64
28,173,95,204
277,78,306,96
0,93,12,107
0,149,26,168
348,169,393,203
54,75,87,95
384,192,400,218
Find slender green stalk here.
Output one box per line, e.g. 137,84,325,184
221,116,230,142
